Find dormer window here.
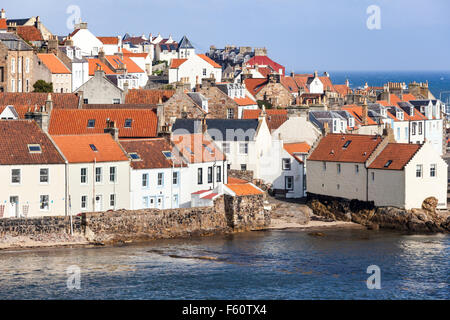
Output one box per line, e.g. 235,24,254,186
348,118,355,128
87,119,95,128
124,119,132,128
396,111,404,121
28,144,41,153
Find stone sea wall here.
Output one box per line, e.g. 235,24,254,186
0,195,270,246
307,193,450,233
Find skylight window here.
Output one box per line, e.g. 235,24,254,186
129,152,140,160
342,140,352,149
28,144,41,153
89,144,98,152
87,119,95,128
203,144,214,155
124,119,132,128
162,151,173,159
384,160,393,168
185,147,194,155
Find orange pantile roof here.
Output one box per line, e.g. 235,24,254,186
105,55,144,73
368,143,422,170
0,93,80,109
0,19,6,29
16,25,43,41
49,109,158,138
243,78,268,97
52,134,128,163
242,108,288,118
88,58,115,76
308,134,383,163
227,177,248,184
170,58,187,68
293,74,312,92
197,54,222,68
334,84,351,97
97,36,119,45
342,105,378,125
233,96,257,106
226,183,264,196
123,51,150,58
401,93,417,101
172,133,225,163
37,53,71,74
256,67,274,78
284,142,311,155
280,76,299,93
125,89,175,104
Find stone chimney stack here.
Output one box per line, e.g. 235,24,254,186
382,123,395,143
25,105,49,133
345,79,350,87
362,98,369,126
45,93,53,114
322,121,330,136
65,36,74,47
98,49,106,63
201,116,208,135
104,119,119,141
48,35,58,52
94,64,105,79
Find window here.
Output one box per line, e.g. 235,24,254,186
124,119,132,128
208,167,213,183
240,164,247,171
11,58,15,73
28,144,41,153
285,176,294,191
11,169,20,184
430,164,436,177
142,173,148,187
81,168,87,183
26,79,29,92
323,162,327,171
337,184,340,190
11,79,15,92
216,166,222,182
355,165,359,174
202,68,207,76
418,122,423,135
416,164,422,178
40,168,49,183
173,171,179,185
384,160,393,168
162,151,172,159
87,119,95,128
143,196,149,208
397,128,400,139
25,58,30,73
83,98,89,104
227,108,234,119
113,98,120,104
81,196,87,210
371,172,375,181
110,194,116,208
40,195,49,211
198,168,203,184
90,144,98,151
18,57,22,73
342,140,352,149
109,167,116,182
412,122,417,135
95,167,102,183
129,153,140,161
337,163,341,174
157,172,164,186
239,142,248,154
282,158,291,170
222,143,230,154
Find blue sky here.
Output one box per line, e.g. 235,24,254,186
4,0,450,71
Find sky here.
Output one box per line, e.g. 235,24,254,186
3,0,450,72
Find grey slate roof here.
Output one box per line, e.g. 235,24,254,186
0,33,32,51
178,35,194,49
172,118,259,141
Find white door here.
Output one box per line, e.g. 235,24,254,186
9,196,19,218
95,195,102,212
149,197,156,208
156,196,163,209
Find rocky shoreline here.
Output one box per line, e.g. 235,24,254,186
307,193,450,233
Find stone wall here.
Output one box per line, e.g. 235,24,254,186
228,169,254,182
162,91,205,125
307,193,450,233
199,86,239,119
224,194,270,231
0,215,82,237
256,82,294,108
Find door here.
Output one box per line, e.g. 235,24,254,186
149,197,156,209
9,196,19,218
156,196,163,209
95,195,102,212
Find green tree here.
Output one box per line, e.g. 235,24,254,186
33,80,53,93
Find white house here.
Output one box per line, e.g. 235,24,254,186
67,22,103,57
52,134,130,214
97,36,121,55
216,83,258,118
60,46,89,91
119,138,189,209
0,120,66,218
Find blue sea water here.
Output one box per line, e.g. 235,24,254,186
298,71,450,103
0,229,448,300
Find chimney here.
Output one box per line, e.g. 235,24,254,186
382,123,395,143
345,79,349,87
201,116,207,135
98,49,106,63
104,119,119,141
156,102,166,134
314,70,318,78
322,121,330,136
1,8,6,19
195,76,200,92
45,93,53,114
94,64,105,79
123,81,129,95
25,105,49,133
65,36,74,47
362,98,368,125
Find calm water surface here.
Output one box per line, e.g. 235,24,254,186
0,229,448,299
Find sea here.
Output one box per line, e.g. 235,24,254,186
299,70,450,104
0,229,448,300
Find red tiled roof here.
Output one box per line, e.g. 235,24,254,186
255,67,273,78
105,55,144,73
280,76,298,93
245,56,285,75
401,93,417,101
0,120,65,165
334,84,351,97
172,133,225,163
243,78,268,97
226,183,264,196
368,143,422,170
125,89,175,104
0,93,80,109
0,19,7,29
233,96,257,106
319,76,335,92
284,142,311,155
52,134,128,163
37,53,71,74
293,75,311,93
342,105,378,126
119,138,186,169
202,193,219,199
87,58,115,76
49,109,158,138
227,177,248,184
16,25,43,41
170,58,187,68
242,109,288,119
197,54,222,68
0,105,31,118
97,36,119,45
308,134,383,163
